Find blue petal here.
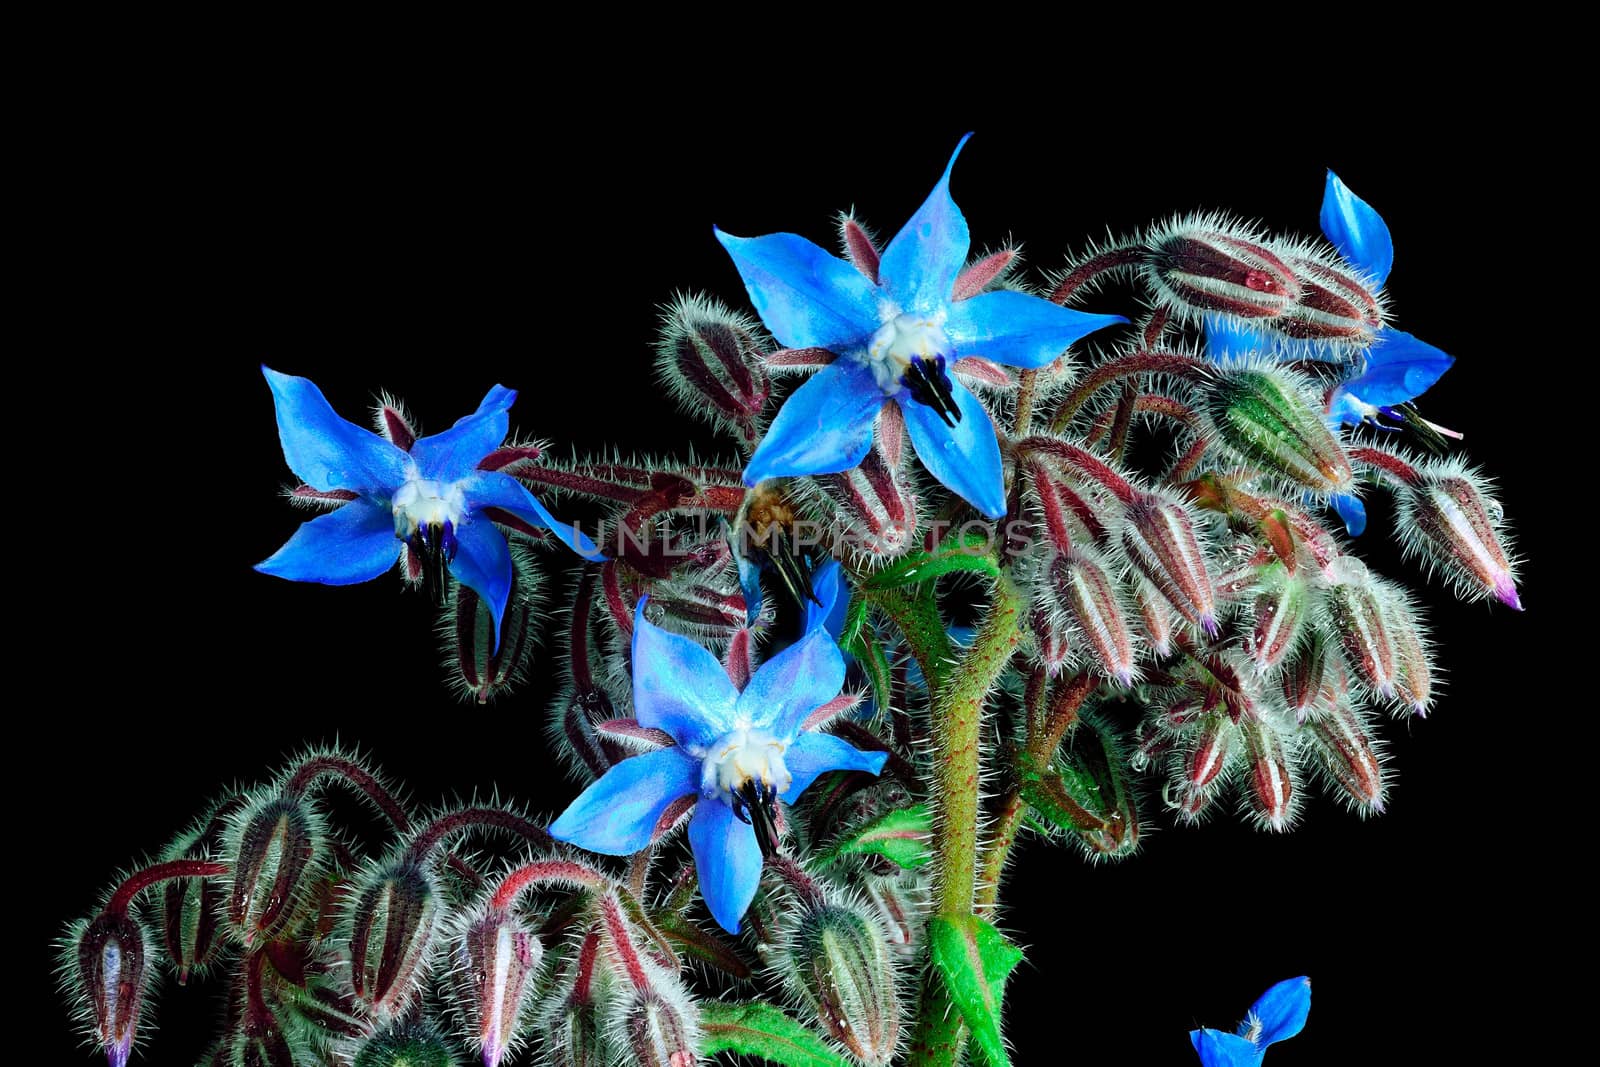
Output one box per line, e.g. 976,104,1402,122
1330,492,1367,536
1344,327,1454,407
743,358,885,485
1189,1028,1264,1067
410,384,517,482
255,498,399,585
1321,171,1394,286
738,628,846,739
1245,976,1312,1047
879,134,973,314
449,516,513,651
262,367,409,495
737,550,764,628
805,558,849,639
689,797,763,934
548,746,699,856
902,380,1005,519
459,470,601,559
946,290,1126,369
1205,315,1272,363
714,228,881,350
780,731,888,803
632,600,741,751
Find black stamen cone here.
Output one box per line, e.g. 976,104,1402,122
902,356,961,428
766,530,820,608
410,521,450,606
737,781,782,859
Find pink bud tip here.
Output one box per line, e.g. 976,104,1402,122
1496,579,1523,611
1200,613,1219,638
1114,669,1134,687
176,966,189,986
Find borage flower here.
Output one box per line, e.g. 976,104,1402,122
716,134,1125,519
1190,975,1312,1066
549,603,886,933
256,368,598,647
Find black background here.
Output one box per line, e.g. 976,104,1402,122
35,73,1562,1066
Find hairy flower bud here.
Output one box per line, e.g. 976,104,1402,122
1384,585,1436,715
1305,699,1387,813
1281,631,1340,722
159,800,239,984
1396,463,1520,609
447,545,541,704
1120,493,1217,634
656,294,771,436
544,932,611,1067
1174,711,1233,821
1200,366,1354,494
1050,550,1137,685
70,911,149,1067
1027,600,1073,675
1272,248,1383,345
819,429,918,560
1142,217,1300,320
614,984,701,1067
347,859,440,1020
451,906,542,1067
1239,713,1298,831
1323,557,1398,698
353,1021,455,1067
781,902,902,1065
1135,580,1175,656
225,793,326,945
1246,564,1310,671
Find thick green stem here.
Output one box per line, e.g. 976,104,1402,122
907,572,1026,1067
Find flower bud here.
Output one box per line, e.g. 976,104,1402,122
347,859,440,1020
353,1021,455,1067
656,294,771,434
1272,250,1383,346
447,545,541,704
1239,713,1298,831
781,902,902,1065
159,800,239,984
1245,564,1310,671
1384,585,1436,715
1174,711,1233,821
1135,580,1175,656
1120,493,1217,634
1396,464,1520,609
1281,631,1341,722
1050,550,1136,686
451,906,543,1067
1143,218,1300,319
1323,557,1398,698
70,911,149,1067
544,932,611,1067
1305,699,1387,813
1200,365,1353,494
1028,601,1073,675
613,983,701,1067
819,432,918,560
1063,714,1141,858
225,793,326,945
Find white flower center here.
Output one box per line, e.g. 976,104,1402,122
391,478,467,539
864,313,954,395
699,727,792,801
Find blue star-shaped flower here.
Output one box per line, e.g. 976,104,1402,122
716,135,1126,519
256,367,598,648
1190,976,1312,1066
549,601,887,933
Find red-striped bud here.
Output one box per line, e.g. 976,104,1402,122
452,906,542,1067
1050,551,1137,686
1323,557,1399,698
1175,711,1234,821
614,984,701,1067
820,418,918,560
1239,714,1298,831
656,294,771,437
1246,564,1310,671
159,800,239,984
1136,580,1175,656
347,859,439,1020
225,794,326,945
781,902,902,1065
1143,218,1300,319
447,545,541,704
1272,250,1383,345
1027,600,1073,675
1381,584,1436,716
1120,493,1217,634
71,911,149,1067
1305,699,1387,813
1281,631,1341,723
1397,464,1521,609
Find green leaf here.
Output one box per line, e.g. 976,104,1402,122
863,532,998,590
699,1000,850,1067
929,914,1024,1067
841,598,894,715
822,804,931,870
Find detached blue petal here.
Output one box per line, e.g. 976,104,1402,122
548,746,699,855
689,798,763,934
255,498,399,585
459,470,601,558
632,602,741,751
902,380,1005,519
1321,171,1394,286
1190,1028,1263,1067
449,516,513,651
946,290,1126,369
262,367,409,495
805,558,849,639
879,134,973,314
410,384,517,482
714,228,881,350
1330,492,1367,536
1344,327,1454,408
743,358,885,485
738,627,846,739
1245,976,1312,1048
780,731,888,803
